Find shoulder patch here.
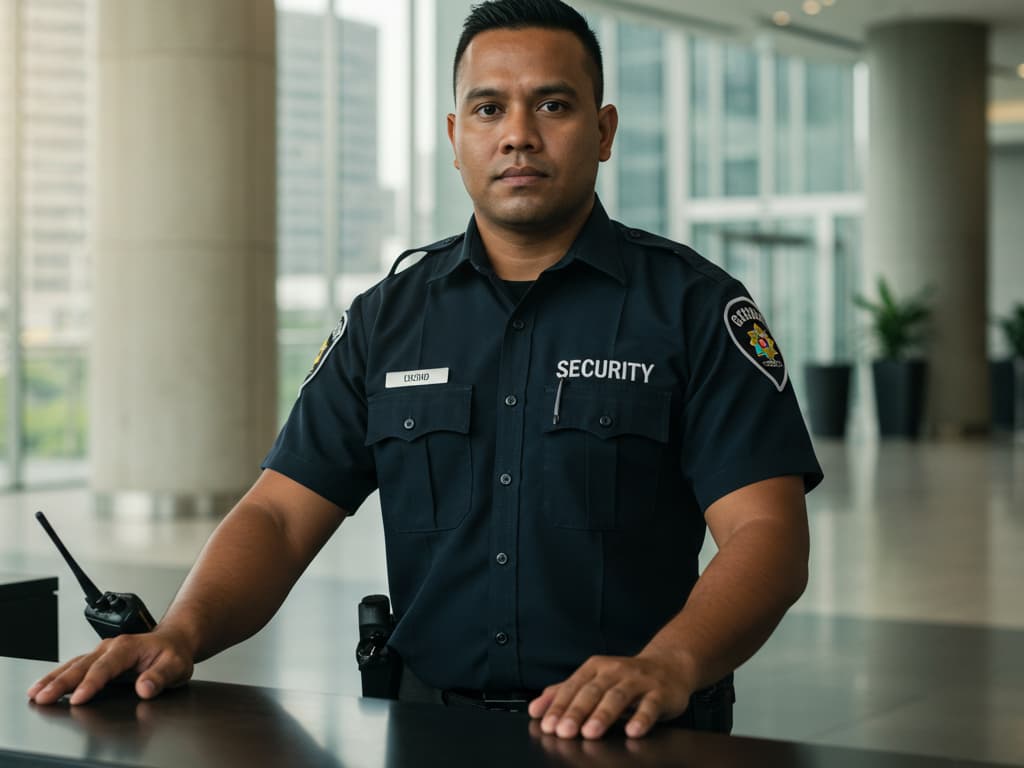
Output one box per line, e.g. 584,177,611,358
299,311,348,393
723,297,787,392
388,233,464,276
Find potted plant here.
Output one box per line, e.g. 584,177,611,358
992,303,1024,433
853,277,932,438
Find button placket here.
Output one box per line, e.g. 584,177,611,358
490,304,535,682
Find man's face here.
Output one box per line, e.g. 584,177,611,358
447,28,617,234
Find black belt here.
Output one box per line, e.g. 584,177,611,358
402,671,733,734
442,688,540,713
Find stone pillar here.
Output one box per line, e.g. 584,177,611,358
91,0,277,511
864,21,989,436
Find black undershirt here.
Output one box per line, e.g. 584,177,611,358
501,279,534,305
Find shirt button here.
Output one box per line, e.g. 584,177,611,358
599,415,613,428
495,632,509,646
504,394,518,407
403,418,415,430
511,319,526,331
499,473,513,486
496,552,509,565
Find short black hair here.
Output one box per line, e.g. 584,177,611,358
453,0,604,105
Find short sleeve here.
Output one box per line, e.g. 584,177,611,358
679,278,823,511
261,293,377,513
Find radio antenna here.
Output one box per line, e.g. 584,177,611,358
35,510,103,607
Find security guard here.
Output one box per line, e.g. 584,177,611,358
29,0,822,742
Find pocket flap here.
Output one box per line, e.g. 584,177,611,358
542,383,671,442
366,386,472,445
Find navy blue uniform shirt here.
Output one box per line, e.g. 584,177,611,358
263,198,823,692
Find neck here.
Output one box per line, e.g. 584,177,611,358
475,199,594,281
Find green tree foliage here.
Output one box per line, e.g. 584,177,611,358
995,303,1024,359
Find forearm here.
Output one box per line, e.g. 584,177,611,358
640,517,809,691
158,499,322,663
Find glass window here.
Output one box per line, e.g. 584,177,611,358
774,54,857,195
276,0,409,423
834,216,862,361
805,60,856,193
276,5,329,420
0,0,13,477
20,0,92,485
690,222,719,266
688,36,711,199
616,21,666,234
723,44,758,197
767,219,816,396
774,55,794,195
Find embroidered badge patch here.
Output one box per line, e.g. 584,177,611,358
723,297,787,392
299,311,348,393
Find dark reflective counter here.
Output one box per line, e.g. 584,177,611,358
0,658,999,767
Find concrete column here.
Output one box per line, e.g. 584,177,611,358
91,0,277,509
865,21,989,437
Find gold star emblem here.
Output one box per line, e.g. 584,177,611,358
747,323,778,360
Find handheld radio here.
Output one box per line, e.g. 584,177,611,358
35,510,156,638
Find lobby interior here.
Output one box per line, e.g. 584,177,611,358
1,0,1023,764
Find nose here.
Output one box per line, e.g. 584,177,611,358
500,106,541,154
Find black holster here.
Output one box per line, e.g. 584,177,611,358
355,594,403,699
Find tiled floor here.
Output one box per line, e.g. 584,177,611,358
1,437,1023,764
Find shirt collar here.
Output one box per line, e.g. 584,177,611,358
427,196,626,285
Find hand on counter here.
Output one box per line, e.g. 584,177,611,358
26,627,195,706
527,651,694,740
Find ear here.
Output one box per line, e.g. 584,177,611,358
597,104,618,163
446,113,460,169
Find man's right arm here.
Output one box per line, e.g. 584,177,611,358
27,468,347,705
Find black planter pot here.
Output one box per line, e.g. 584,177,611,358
872,359,927,438
990,359,1014,431
804,363,852,437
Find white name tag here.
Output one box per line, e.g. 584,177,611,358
385,367,450,388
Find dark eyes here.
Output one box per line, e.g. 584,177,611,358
472,101,567,117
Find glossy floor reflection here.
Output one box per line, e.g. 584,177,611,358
1,438,1022,765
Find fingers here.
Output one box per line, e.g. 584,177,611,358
529,655,689,740
134,646,193,700
27,654,94,704
67,640,144,704
624,692,664,739
534,664,597,738
527,687,557,719
580,685,636,739
27,633,194,706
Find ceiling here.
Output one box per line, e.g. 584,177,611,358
606,0,1024,102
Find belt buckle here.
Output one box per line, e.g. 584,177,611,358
482,692,529,712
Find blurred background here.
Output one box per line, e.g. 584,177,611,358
0,0,1020,493
1,1,1023,763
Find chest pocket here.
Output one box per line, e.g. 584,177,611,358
366,386,473,532
542,383,671,530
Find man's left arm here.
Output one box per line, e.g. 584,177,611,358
527,474,809,740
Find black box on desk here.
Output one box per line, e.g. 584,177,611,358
0,574,58,662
